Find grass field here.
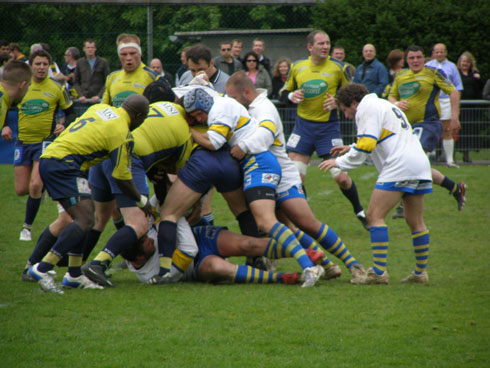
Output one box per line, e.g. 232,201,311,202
0,162,489,367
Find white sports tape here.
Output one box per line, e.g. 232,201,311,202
330,167,342,178
292,160,308,176
56,202,65,214
118,42,142,55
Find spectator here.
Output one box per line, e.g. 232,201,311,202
9,43,27,62
0,40,9,55
174,46,190,87
426,43,463,168
331,44,356,76
353,44,389,97
483,79,490,100
241,51,272,96
457,51,485,162
386,49,405,84
0,53,12,80
213,41,242,76
177,44,229,93
231,39,243,63
382,49,405,98
252,38,272,76
60,46,79,92
74,39,110,104
458,51,483,100
149,57,174,87
271,57,291,100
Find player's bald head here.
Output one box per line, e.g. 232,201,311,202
122,94,149,129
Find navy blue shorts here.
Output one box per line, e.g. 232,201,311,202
39,158,91,201
89,157,148,207
178,147,243,194
286,116,342,158
412,121,443,152
192,225,226,276
14,141,43,166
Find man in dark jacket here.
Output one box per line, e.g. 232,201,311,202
74,39,110,104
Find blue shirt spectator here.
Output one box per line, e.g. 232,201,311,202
353,44,389,97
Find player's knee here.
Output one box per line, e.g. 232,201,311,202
124,214,148,238
15,186,28,196
292,160,308,177
334,171,350,187
29,182,44,196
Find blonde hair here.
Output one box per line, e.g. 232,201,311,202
457,51,478,73
272,57,292,78
116,33,141,46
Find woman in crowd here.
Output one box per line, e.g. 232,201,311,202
241,51,272,96
271,57,291,100
457,51,484,162
381,49,404,98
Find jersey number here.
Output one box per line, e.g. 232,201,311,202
147,106,163,118
69,117,96,132
392,107,409,129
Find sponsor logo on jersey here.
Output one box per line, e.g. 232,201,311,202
43,92,54,98
244,174,252,187
96,107,119,121
112,91,138,108
321,72,333,77
301,79,328,98
157,102,179,116
261,173,280,185
398,81,421,99
133,83,146,88
20,99,49,115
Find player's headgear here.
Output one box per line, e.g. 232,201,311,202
143,78,176,104
183,87,214,114
122,94,149,121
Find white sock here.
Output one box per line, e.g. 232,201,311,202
442,139,455,164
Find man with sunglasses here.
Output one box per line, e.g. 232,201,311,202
213,41,242,76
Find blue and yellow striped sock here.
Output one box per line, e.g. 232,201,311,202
232,264,287,284
172,249,195,274
315,223,358,269
269,222,314,270
370,226,389,275
295,229,333,268
412,230,429,274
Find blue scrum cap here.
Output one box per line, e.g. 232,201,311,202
183,87,214,114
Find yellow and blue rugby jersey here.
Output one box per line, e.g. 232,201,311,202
284,56,351,122
41,104,134,180
0,84,11,127
132,102,192,173
102,63,159,107
17,77,72,144
389,66,456,124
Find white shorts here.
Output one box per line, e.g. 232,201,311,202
439,97,451,120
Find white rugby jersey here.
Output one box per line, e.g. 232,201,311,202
238,89,302,193
127,217,197,283
336,93,431,182
206,95,259,150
